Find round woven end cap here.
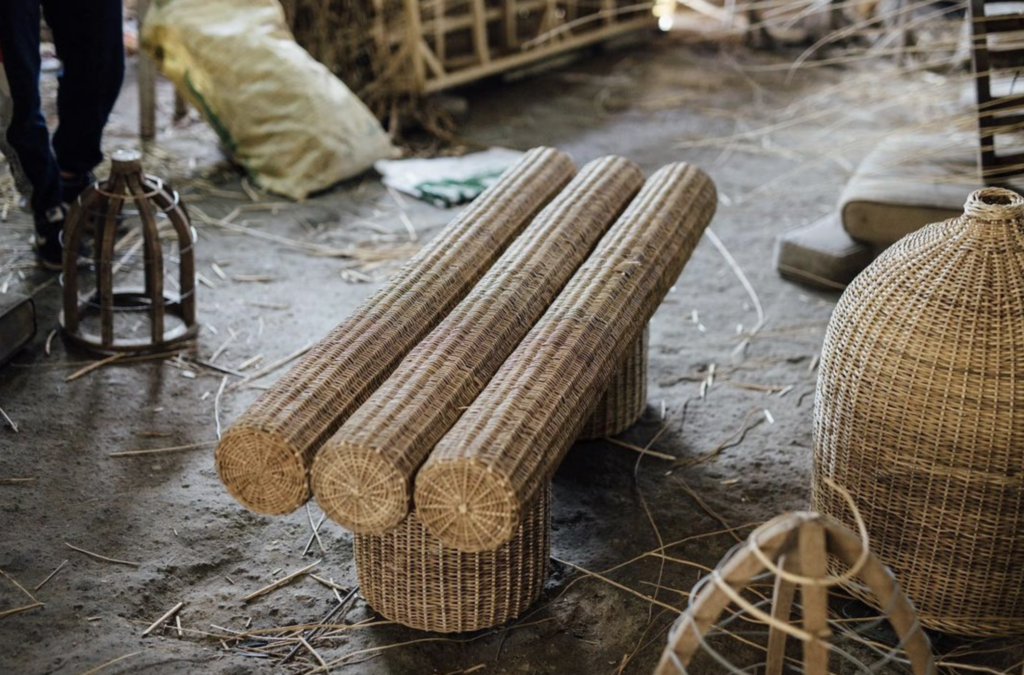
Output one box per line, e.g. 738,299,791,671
964,187,1024,221
215,426,310,515
414,461,519,553
311,444,409,533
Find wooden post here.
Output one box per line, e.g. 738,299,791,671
138,0,157,141
602,0,615,26
504,0,518,51
798,521,830,675
470,0,491,64
435,0,447,63
172,92,187,122
371,0,388,56
404,0,427,92
764,553,797,675
131,173,165,344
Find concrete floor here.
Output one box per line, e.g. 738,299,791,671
1,31,1021,675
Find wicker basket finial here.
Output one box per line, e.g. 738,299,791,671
963,187,1024,221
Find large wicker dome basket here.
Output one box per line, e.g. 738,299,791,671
813,187,1024,637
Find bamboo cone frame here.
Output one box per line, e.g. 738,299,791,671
310,156,644,534
414,163,717,552
61,150,198,353
653,513,935,675
355,484,551,633
215,148,576,515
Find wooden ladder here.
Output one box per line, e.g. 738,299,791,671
969,0,1024,183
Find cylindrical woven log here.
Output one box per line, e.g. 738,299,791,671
414,163,717,552
215,148,575,515
355,484,551,633
579,326,648,440
813,187,1024,637
310,157,643,534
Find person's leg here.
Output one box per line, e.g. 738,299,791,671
45,0,124,182
0,0,63,223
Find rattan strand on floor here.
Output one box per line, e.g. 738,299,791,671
414,163,717,552
215,148,575,515
813,187,1024,637
310,157,643,533
355,484,551,633
579,327,648,439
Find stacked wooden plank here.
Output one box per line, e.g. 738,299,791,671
216,150,717,632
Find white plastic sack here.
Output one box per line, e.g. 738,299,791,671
142,0,396,200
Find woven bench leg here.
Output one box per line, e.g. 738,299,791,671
354,484,551,633
578,326,649,440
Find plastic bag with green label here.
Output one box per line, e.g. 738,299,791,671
142,0,396,200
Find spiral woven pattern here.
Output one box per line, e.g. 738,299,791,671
215,148,575,514
414,163,717,552
311,157,643,533
355,484,551,633
579,327,648,440
813,186,1024,637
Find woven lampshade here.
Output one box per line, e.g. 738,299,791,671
310,157,643,534
414,163,717,552
215,148,574,515
579,326,648,440
813,187,1024,637
354,484,550,633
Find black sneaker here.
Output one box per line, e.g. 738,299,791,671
33,205,67,271
62,170,96,209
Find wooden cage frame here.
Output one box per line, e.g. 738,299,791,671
368,0,658,94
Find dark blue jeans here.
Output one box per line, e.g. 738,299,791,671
0,0,124,234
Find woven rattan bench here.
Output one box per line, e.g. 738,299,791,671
216,151,716,633
347,162,715,632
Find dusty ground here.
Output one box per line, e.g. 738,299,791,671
1,29,1021,675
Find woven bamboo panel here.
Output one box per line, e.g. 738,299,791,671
311,157,643,534
355,484,551,633
414,163,717,552
579,326,648,440
215,148,575,515
813,187,1024,637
